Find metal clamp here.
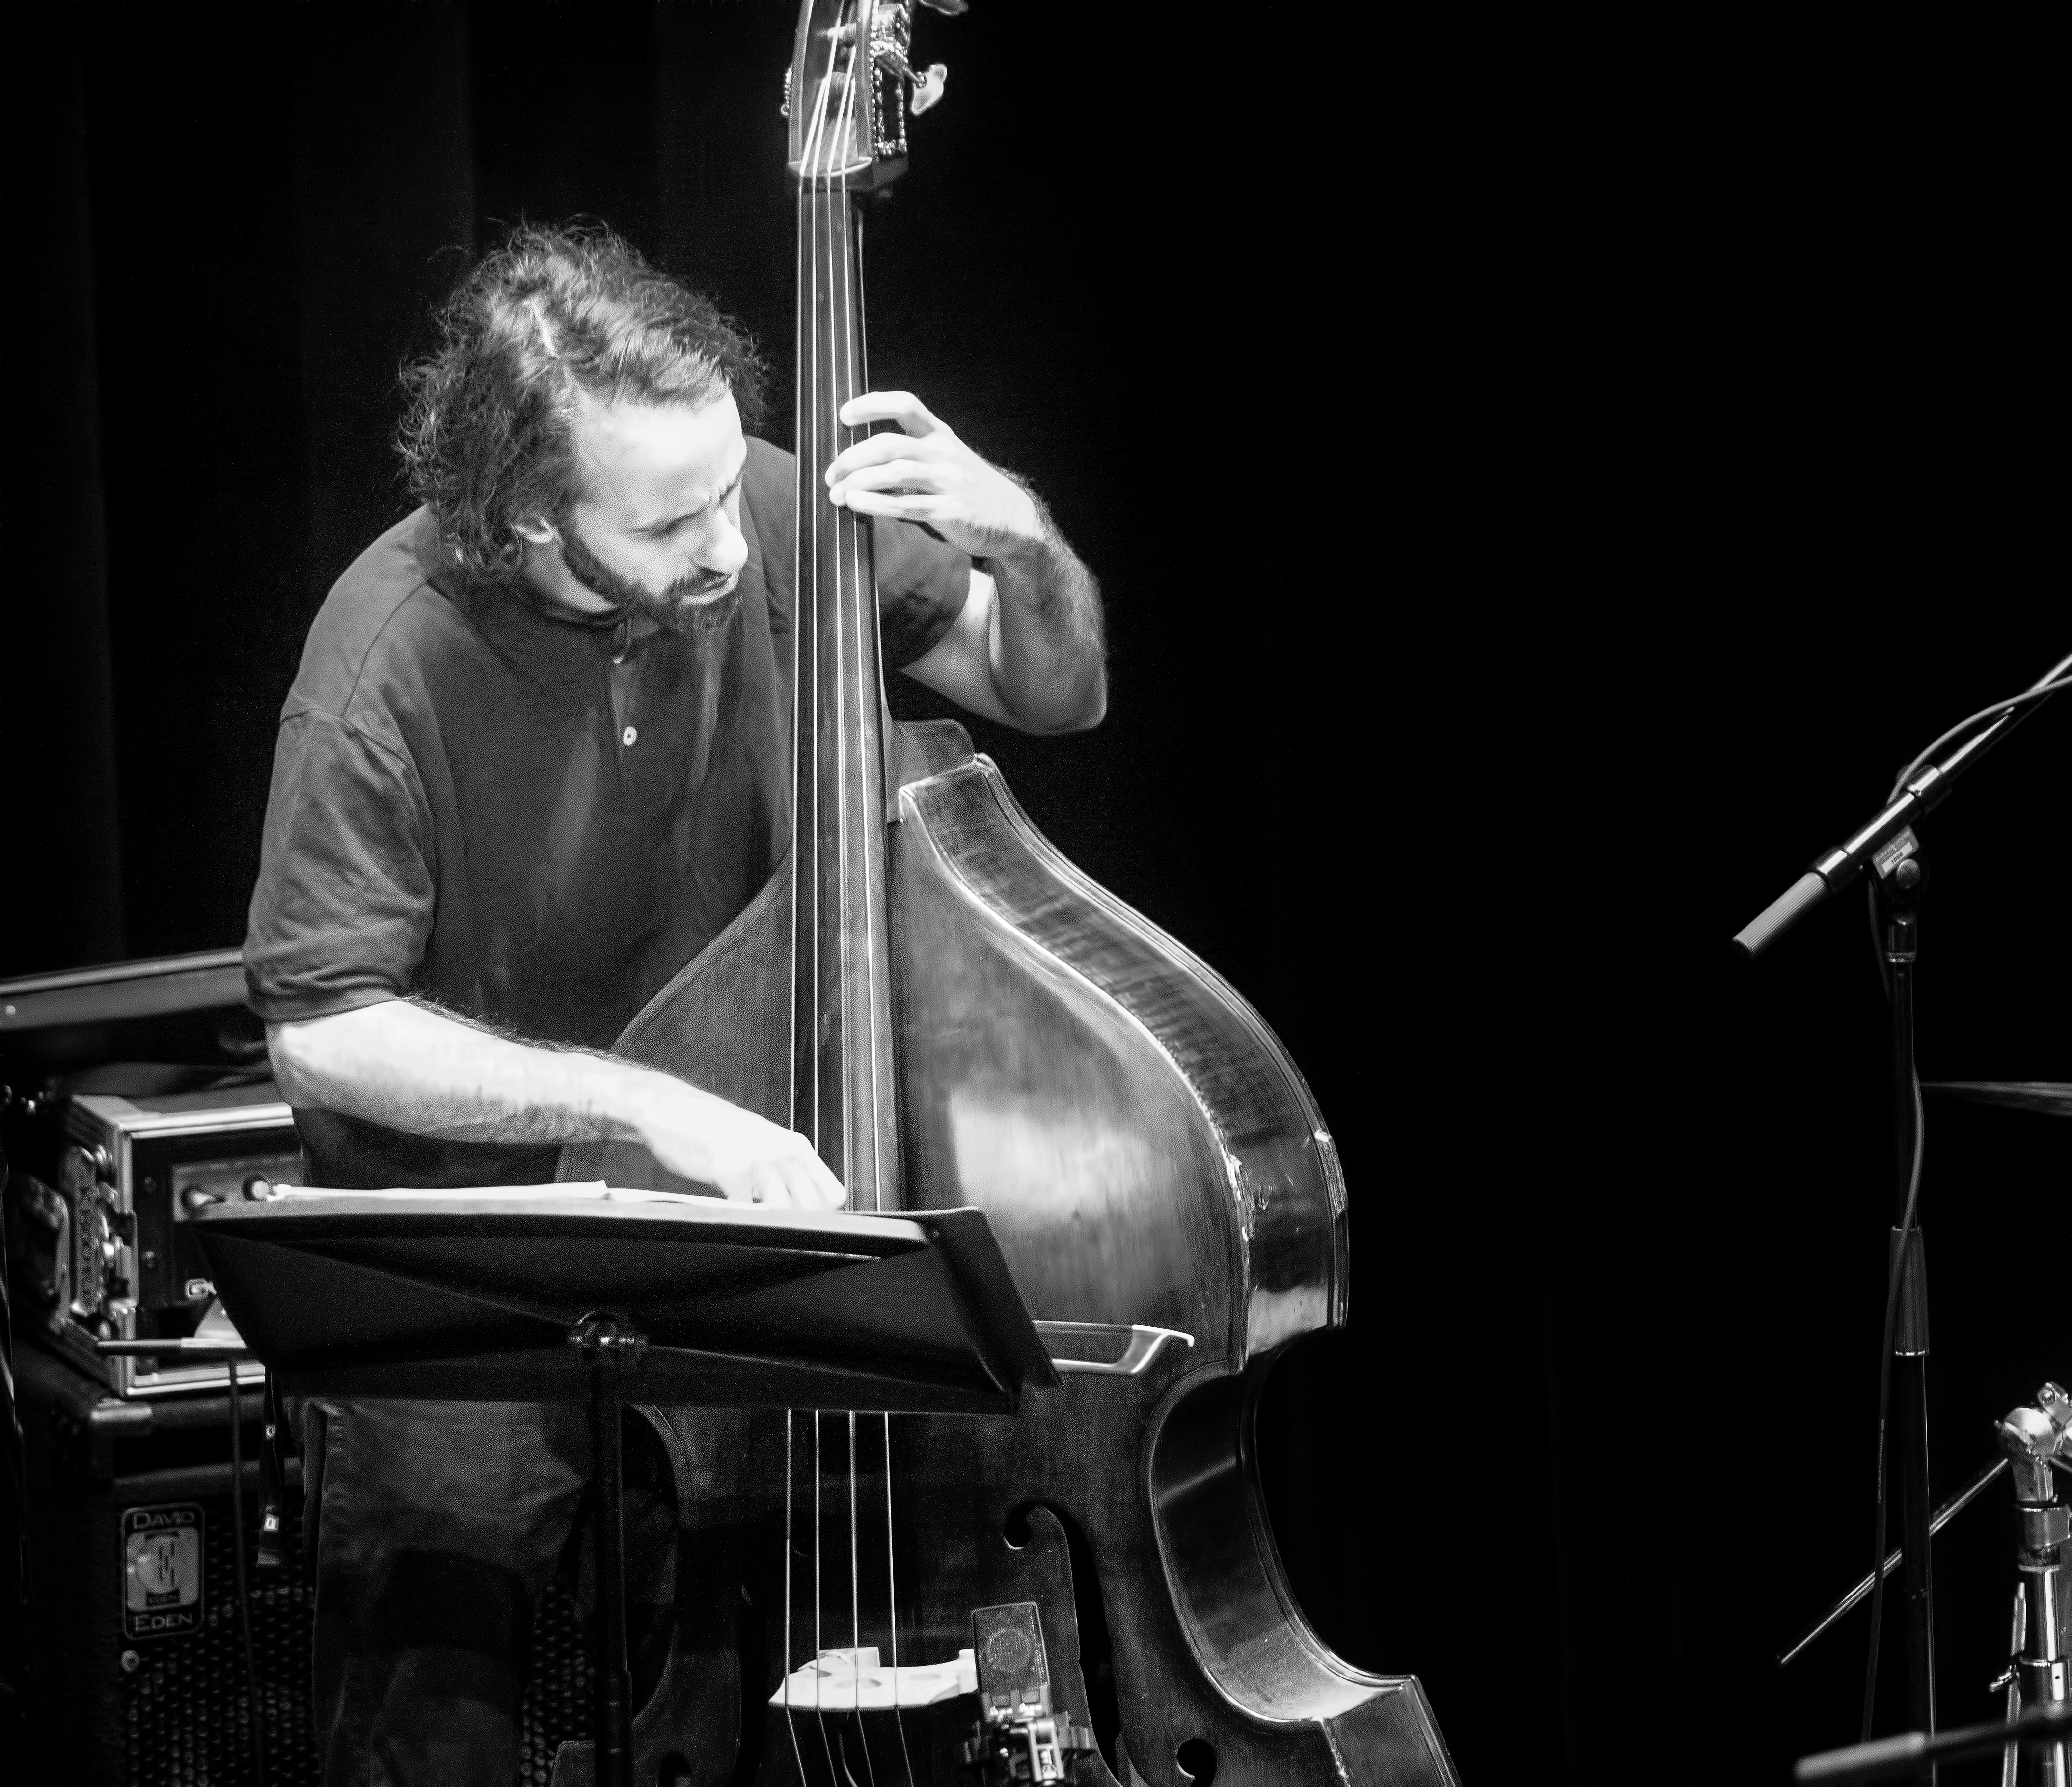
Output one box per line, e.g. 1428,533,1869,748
569,1311,649,1368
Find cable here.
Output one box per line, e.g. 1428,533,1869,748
1859,1064,1924,1741
226,1362,268,1787
1867,882,1890,1005
1859,665,2072,996
1888,675,2072,803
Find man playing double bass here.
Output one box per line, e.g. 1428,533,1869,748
243,223,1105,1784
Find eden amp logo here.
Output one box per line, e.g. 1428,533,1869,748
121,1503,204,1640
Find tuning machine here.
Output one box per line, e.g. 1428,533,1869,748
781,1,958,130
895,0,961,116
883,48,949,115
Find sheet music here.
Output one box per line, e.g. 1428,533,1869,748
252,1184,927,1237
270,1182,714,1205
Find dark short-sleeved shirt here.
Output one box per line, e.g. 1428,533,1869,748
244,436,969,1188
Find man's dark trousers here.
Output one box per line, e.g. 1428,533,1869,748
302,1397,678,1787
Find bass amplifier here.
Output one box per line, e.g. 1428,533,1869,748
0,948,304,1397
3,1085,303,1397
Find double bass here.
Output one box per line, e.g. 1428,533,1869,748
559,5,1457,1783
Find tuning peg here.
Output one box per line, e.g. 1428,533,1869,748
909,61,948,114
883,49,949,115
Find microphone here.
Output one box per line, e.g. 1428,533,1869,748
1734,645,2072,959
1732,807,1929,960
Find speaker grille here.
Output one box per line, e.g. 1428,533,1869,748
519,1577,595,1784
120,1493,318,1787
113,1490,595,1786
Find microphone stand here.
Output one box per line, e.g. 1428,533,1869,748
1735,644,2072,1750
1881,854,1934,1754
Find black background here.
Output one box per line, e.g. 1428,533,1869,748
2,5,2062,1783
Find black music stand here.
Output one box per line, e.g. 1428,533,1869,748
191,1189,1061,1787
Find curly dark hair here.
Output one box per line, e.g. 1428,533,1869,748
399,223,768,580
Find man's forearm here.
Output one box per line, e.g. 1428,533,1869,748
268,997,844,1205
267,998,664,1147
988,502,1107,732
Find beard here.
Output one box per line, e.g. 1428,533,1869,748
558,517,742,637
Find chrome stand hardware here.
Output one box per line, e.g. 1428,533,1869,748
1998,1385,2072,1787
1999,1586,2027,1787
1779,1455,2012,1669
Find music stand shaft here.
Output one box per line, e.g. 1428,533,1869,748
577,1316,639,1787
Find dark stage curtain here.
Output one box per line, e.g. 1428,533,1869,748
31,6,2061,1784
0,6,1628,1779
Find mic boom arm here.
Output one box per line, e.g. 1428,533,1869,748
1734,645,2072,959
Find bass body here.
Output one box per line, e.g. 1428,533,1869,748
562,723,1454,1787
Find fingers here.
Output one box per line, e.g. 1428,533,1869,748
740,1161,794,1207
825,432,953,499
827,431,936,480
649,1094,847,1211
838,390,938,436
827,459,945,510
769,1129,845,1209
731,1132,845,1210
796,1149,847,1210
833,488,938,521
834,458,941,491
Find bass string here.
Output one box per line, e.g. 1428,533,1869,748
785,25,843,1785
831,86,921,1787
783,37,820,1779
824,37,857,1777
830,27,919,1787
802,33,880,1787
837,84,922,1787
815,58,848,1785
826,44,897,1787
837,119,920,1787
816,1412,841,1783
848,1412,877,1787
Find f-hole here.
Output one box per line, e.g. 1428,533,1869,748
1175,1737,1218,1785
999,1501,1121,1770
727,1581,767,1787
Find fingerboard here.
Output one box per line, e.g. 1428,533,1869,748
791,149,902,1214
